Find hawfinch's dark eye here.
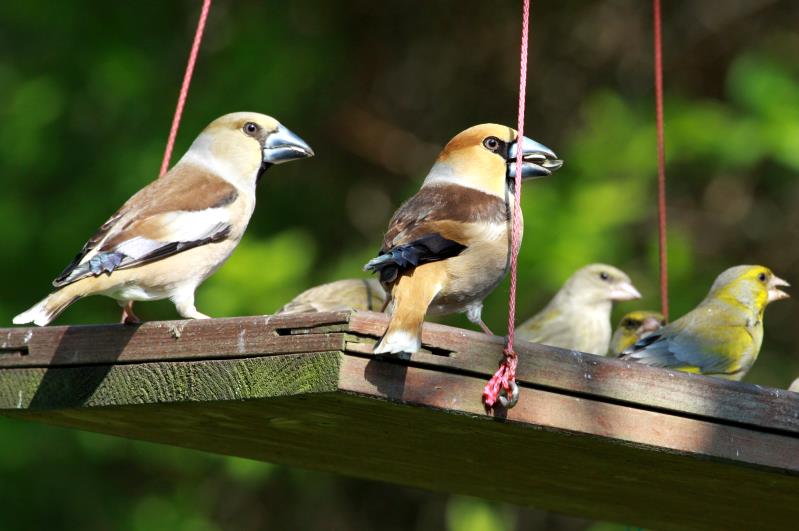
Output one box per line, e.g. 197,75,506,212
483,137,500,151
599,272,610,281
758,272,767,282
244,122,259,135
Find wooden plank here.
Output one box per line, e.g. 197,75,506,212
339,356,799,472
0,352,341,410
0,313,349,369
3,361,796,531
347,311,799,436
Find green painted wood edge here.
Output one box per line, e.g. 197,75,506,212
0,351,343,411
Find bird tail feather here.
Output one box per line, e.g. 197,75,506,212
373,263,444,355
13,285,84,327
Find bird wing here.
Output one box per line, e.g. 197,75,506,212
364,184,506,284
53,167,239,287
516,307,569,344
620,310,752,376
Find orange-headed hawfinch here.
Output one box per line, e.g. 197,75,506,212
364,123,562,355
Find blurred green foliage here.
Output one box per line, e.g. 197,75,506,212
1,1,798,529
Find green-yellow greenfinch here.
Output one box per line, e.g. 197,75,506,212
620,265,789,380
277,278,386,315
609,310,665,356
516,264,642,355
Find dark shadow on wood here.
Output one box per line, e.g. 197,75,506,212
364,358,408,399
28,324,139,409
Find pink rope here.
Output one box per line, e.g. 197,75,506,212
159,0,212,177
483,0,530,408
653,0,669,321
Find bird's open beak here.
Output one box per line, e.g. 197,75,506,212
609,282,643,302
507,136,563,180
263,125,315,164
637,316,664,336
768,275,790,302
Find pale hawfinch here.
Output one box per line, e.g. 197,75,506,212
14,112,313,326
364,123,562,355
516,264,642,355
277,278,386,315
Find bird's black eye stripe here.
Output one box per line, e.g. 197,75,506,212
758,272,767,282
244,122,259,135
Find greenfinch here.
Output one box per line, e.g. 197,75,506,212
277,279,386,315
516,264,642,355
620,265,789,380
789,378,799,393
609,310,665,356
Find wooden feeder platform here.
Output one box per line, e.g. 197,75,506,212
0,310,797,530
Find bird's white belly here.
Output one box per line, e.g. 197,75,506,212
103,283,174,302
94,239,239,302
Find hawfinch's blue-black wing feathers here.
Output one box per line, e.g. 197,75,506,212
364,234,466,284
53,169,238,287
364,184,506,284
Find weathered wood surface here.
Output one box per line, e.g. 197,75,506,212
1,310,798,530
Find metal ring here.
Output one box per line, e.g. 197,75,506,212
498,381,520,408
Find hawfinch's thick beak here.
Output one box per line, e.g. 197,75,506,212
609,282,643,302
768,275,790,302
263,125,315,164
507,136,563,179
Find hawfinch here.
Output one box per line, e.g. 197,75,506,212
608,310,665,356
14,112,313,326
364,123,562,355
620,265,789,380
516,264,642,355
277,278,386,315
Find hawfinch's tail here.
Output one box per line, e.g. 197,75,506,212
13,285,84,327
375,321,423,355
373,263,444,355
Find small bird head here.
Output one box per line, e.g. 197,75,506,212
425,123,562,197
709,265,790,310
191,112,314,187
566,263,642,305
610,310,666,355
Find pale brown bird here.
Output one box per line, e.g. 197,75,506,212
516,264,642,355
277,279,386,315
14,112,313,326
364,123,562,354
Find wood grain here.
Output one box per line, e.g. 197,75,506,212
0,352,341,410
